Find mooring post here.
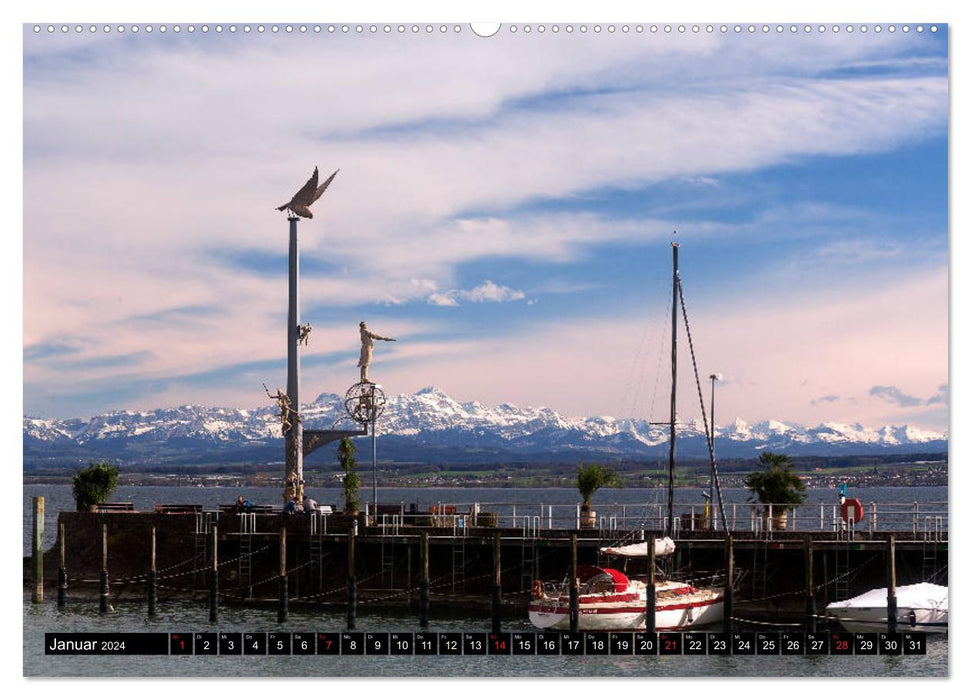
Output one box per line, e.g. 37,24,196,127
419,532,430,628
57,522,67,608
491,532,502,634
148,526,157,617
645,534,656,634
886,534,897,634
278,527,288,623
32,496,44,604
209,525,218,623
804,534,815,633
723,533,734,634
569,533,579,633
100,523,109,613
347,528,357,630
822,549,830,605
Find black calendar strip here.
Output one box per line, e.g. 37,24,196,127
44,631,927,656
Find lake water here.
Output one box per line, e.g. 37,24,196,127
23,598,947,677
22,484,948,677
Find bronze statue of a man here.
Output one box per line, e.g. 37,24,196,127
358,321,395,383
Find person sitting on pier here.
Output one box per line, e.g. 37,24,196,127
283,499,299,515
235,496,254,513
303,495,318,513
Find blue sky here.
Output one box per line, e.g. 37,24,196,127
21,23,949,432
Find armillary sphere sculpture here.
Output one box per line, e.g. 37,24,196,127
344,382,387,425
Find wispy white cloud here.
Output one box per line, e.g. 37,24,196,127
427,280,525,307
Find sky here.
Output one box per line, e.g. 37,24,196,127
21,22,949,432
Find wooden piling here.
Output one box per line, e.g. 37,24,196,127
645,535,656,634
419,532,430,628
491,532,502,634
347,528,357,630
278,527,288,623
57,522,66,608
886,534,897,634
209,525,218,623
804,534,815,633
569,533,579,633
723,534,734,634
99,524,109,613
32,496,44,604
148,526,157,617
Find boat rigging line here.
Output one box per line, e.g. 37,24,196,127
676,275,729,534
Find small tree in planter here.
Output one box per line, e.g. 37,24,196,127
576,463,623,529
338,437,361,515
744,451,806,530
72,461,120,512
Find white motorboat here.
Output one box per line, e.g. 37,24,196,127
528,564,724,631
826,582,947,633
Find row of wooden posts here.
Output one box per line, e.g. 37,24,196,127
30,496,902,633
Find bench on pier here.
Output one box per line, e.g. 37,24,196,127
154,504,204,514
96,502,134,512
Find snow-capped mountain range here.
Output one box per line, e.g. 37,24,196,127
23,386,948,468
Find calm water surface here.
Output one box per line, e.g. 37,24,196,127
23,485,948,677
23,599,947,677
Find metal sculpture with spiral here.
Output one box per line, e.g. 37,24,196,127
344,381,386,425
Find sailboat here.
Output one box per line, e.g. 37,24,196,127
528,243,727,631
528,539,725,631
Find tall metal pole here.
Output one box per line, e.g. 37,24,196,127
709,373,717,528
285,216,304,505
371,393,378,514
667,242,679,536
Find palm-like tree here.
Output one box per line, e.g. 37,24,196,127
744,451,806,507
576,463,623,509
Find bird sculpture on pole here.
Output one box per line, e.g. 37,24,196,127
277,166,339,218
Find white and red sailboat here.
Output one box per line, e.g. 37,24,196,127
528,564,725,631
529,244,729,632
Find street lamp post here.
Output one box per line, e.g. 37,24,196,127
709,373,721,528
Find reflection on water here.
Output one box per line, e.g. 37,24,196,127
23,599,947,677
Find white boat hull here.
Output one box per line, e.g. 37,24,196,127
826,582,948,634
827,606,947,634
529,583,724,631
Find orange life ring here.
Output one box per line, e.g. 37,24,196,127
841,498,864,523
531,580,544,600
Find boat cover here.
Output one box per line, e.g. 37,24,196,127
600,537,677,558
826,582,948,611
575,565,630,592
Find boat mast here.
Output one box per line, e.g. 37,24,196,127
667,242,679,536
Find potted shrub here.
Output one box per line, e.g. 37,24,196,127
744,451,806,530
576,463,622,529
338,437,361,516
72,461,120,512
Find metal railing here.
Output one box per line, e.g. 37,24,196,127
352,500,948,538
183,499,946,540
